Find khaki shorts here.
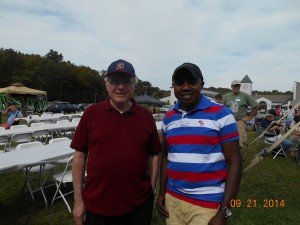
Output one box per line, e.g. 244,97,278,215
237,120,247,147
165,193,218,225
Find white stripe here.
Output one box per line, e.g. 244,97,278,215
164,114,236,133
168,152,225,164
217,114,236,128
172,182,225,195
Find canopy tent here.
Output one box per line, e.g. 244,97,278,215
134,94,164,105
0,83,47,111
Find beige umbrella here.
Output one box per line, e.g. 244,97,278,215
0,83,47,107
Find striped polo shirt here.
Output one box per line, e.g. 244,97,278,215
162,94,239,208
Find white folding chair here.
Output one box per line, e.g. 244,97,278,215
31,122,46,127
10,124,28,130
49,137,71,163
51,155,74,212
17,141,56,209
264,131,287,159
0,134,9,152
58,115,70,121
7,132,33,151
56,120,73,137
32,129,50,144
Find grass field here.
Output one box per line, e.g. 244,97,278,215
0,117,299,225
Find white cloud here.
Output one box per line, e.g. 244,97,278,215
0,0,299,92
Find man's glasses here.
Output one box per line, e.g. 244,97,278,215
232,84,241,88
107,76,134,86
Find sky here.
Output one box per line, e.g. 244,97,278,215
1,0,299,92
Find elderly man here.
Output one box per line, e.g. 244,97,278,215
0,105,23,129
71,59,161,225
222,80,260,150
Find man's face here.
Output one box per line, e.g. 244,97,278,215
173,72,202,111
231,84,241,94
10,105,17,112
105,73,135,105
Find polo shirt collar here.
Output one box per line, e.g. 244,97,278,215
104,98,137,114
173,94,211,113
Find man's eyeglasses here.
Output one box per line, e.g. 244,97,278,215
107,76,134,86
232,84,241,88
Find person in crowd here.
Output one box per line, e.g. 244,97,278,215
274,105,282,120
0,104,23,129
214,93,222,103
288,115,300,165
261,109,293,154
71,59,161,225
156,62,242,225
222,80,260,151
286,105,295,129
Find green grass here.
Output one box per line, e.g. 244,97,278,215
0,120,299,224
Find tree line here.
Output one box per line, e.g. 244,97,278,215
0,48,170,104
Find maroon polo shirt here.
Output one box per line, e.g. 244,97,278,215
70,99,161,216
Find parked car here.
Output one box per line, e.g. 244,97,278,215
47,101,79,114
76,103,90,111
160,105,172,113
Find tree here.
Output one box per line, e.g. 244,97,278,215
45,49,63,63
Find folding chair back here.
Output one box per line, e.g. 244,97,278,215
10,124,28,130
0,134,9,152
32,129,50,144
8,132,33,151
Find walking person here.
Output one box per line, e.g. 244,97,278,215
71,59,161,225
156,63,242,225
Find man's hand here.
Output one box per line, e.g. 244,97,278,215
208,210,227,225
73,200,85,225
156,194,169,218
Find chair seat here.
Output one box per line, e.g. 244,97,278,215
53,170,73,183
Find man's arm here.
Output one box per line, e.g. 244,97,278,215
209,140,242,225
156,142,169,217
148,154,159,191
248,104,260,119
72,151,87,225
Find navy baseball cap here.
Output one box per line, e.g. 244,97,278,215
106,59,136,77
172,63,204,83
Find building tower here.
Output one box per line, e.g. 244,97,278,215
240,75,253,95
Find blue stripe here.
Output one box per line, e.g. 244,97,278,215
168,161,228,173
169,178,225,189
169,144,223,154
167,126,220,137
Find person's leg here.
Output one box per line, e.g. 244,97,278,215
130,193,155,225
165,193,218,225
281,139,293,153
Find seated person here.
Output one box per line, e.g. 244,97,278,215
261,109,293,153
214,93,222,103
289,116,300,165
0,105,23,129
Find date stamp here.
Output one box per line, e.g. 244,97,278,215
230,199,285,208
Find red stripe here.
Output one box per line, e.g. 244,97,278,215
167,169,227,182
201,105,224,113
165,110,179,118
167,135,219,145
220,132,239,141
167,188,220,209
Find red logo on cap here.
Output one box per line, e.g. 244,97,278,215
116,62,124,70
